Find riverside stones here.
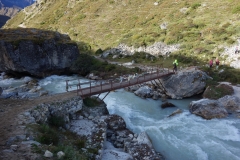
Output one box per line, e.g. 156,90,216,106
104,115,163,159
102,42,180,57
30,97,83,124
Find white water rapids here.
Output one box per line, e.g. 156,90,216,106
1,74,240,160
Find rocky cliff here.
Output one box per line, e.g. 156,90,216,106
0,28,79,77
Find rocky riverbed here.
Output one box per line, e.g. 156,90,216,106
0,95,163,160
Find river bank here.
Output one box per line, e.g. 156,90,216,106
1,71,240,160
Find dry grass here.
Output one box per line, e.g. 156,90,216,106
0,28,74,44
2,0,240,60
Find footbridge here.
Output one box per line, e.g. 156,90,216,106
66,67,173,99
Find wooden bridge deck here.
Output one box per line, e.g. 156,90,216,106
66,69,174,98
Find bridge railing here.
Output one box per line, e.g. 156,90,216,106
65,64,171,96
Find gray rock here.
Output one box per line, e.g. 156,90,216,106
30,97,83,124
134,86,152,98
2,149,14,153
136,132,152,148
218,95,240,113
168,109,182,117
3,92,18,99
21,140,41,146
6,137,17,146
189,99,228,119
159,68,210,99
105,115,126,131
57,151,65,159
39,91,48,96
44,150,53,158
161,102,176,109
16,135,26,141
10,145,18,151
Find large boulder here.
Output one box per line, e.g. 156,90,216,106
189,99,228,119
158,67,211,99
218,95,240,114
0,29,79,77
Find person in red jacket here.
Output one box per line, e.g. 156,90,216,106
209,59,213,68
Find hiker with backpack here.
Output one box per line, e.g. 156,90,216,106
173,59,178,73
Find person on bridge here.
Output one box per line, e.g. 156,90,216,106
173,59,178,73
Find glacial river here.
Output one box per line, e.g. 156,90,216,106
1,74,240,160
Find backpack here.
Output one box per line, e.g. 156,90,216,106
173,63,177,68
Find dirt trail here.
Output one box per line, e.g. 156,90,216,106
0,91,78,146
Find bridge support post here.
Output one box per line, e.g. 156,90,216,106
102,91,110,100
66,80,69,92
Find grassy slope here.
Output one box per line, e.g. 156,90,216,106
3,0,240,62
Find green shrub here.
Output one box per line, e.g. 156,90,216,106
95,48,103,55
48,116,65,128
203,84,234,99
87,148,98,154
105,64,116,71
78,14,86,19
36,124,59,145
83,97,101,107
232,6,240,14
191,3,201,9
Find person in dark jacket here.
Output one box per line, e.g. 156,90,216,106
215,58,220,69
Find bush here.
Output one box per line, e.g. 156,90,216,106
95,48,103,55
36,124,59,145
48,116,65,128
191,3,201,9
232,6,240,14
83,97,101,107
203,84,234,99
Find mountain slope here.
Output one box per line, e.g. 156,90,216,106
0,0,34,27
3,0,240,61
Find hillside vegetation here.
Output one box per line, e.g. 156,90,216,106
2,0,240,62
